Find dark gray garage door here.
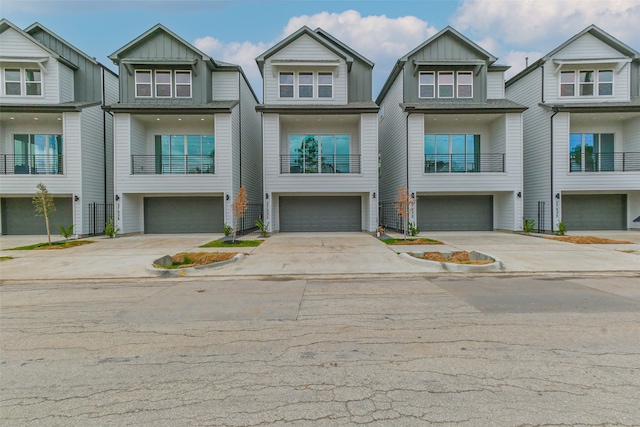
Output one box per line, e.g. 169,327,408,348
1,197,72,235
563,194,626,230
144,197,223,233
417,195,493,231
279,196,361,232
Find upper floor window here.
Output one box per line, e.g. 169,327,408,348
175,71,192,98
2,68,42,96
135,69,191,98
419,71,473,99
560,69,613,97
278,71,333,99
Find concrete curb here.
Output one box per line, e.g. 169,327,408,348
147,253,245,277
400,250,504,272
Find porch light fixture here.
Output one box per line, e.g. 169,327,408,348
372,192,376,199
226,194,230,201
517,192,522,198
411,193,415,199
74,195,80,202
115,195,120,201
265,193,269,199
555,193,560,199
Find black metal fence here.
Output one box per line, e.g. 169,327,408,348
379,201,405,233
424,153,505,173
131,155,214,175
537,201,546,234
239,203,264,234
0,154,64,175
87,202,114,236
569,152,640,172
280,154,361,174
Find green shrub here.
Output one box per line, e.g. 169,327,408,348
408,221,420,236
256,218,270,237
556,221,567,236
105,216,119,238
223,223,233,237
58,224,74,240
523,218,535,234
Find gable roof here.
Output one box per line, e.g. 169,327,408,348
507,24,640,88
402,26,497,64
25,22,99,66
0,18,78,70
255,26,358,76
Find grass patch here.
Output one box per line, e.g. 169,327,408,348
546,236,634,244
0,256,13,261
154,252,237,269
382,237,442,245
8,240,95,250
414,251,494,265
200,239,263,248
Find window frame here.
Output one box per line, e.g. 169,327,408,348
456,71,473,98
279,72,294,99
560,71,576,97
317,72,333,98
297,72,314,98
418,71,436,99
135,69,153,98
424,133,481,173
287,133,352,174
559,69,614,98
579,70,595,97
597,69,614,96
154,70,172,98
174,70,192,98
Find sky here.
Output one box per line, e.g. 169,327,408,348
2,0,640,101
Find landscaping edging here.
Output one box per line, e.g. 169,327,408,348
400,250,504,272
147,253,245,277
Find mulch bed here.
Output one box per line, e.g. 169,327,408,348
545,236,633,244
416,251,494,265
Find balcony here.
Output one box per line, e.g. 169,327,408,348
424,153,505,173
569,152,640,172
131,155,215,175
280,154,361,174
0,154,64,175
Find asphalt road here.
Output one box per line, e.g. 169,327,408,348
2,273,639,426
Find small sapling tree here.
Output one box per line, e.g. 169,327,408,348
231,186,247,242
32,183,56,245
394,184,415,241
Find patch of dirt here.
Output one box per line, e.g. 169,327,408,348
163,252,237,268
546,236,634,244
390,238,443,245
35,240,94,250
416,251,494,265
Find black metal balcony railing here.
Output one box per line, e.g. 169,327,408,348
424,153,505,173
131,155,215,175
569,152,640,172
0,154,64,175
280,154,361,174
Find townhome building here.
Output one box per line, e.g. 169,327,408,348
506,25,640,231
106,24,261,234
0,19,118,235
255,26,379,232
377,26,526,232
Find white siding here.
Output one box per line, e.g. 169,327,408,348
213,71,239,100
378,73,406,203
0,27,62,105
506,67,551,230
262,113,279,229
487,71,505,99
553,32,626,60
239,76,262,204
230,104,241,226
624,117,640,152
263,34,348,105
58,63,74,103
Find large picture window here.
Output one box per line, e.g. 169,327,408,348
569,133,614,172
13,134,63,174
154,134,214,174
288,134,350,173
424,134,480,173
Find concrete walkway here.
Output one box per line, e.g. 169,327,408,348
1,230,639,281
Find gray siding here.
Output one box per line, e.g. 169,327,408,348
80,105,106,234
28,27,104,103
378,72,407,203
348,57,373,102
506,66,551,230
239,75,262,204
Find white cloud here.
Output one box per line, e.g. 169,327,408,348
453,0,640,50
501,50,544,79
195,10,439,99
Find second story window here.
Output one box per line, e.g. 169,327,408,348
175,71,192,98
560,69,613,97
135,70,152,97
420,71,475,99
318,72,333,98
155,71,172,97
438,72,454,98
2,68,42,96
419,72,435,98
298,72,313,98
457,71,473,98
279,72,294,98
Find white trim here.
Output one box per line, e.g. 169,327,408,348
418,71,435,99
154,70,172,98
456,71,473,98
437,71,454,99
277,71,335,100
135,69,153,98
558,68,615,98
174,70,192,98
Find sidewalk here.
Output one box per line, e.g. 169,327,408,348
1,230,639,281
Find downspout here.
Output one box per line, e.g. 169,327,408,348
550,108,558,233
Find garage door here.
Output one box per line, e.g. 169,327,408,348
563,194,626,230
417,195,493,231
279,196,361,232
144,197,223,233
1,197,72,235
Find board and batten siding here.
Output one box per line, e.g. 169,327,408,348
239,75,262,204
487,71,505,99
506,66,551,230
263,34,348,105
378,72,407,203
0,27,62,104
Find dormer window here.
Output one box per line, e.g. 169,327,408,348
560,69,613,97
2,68,42,96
